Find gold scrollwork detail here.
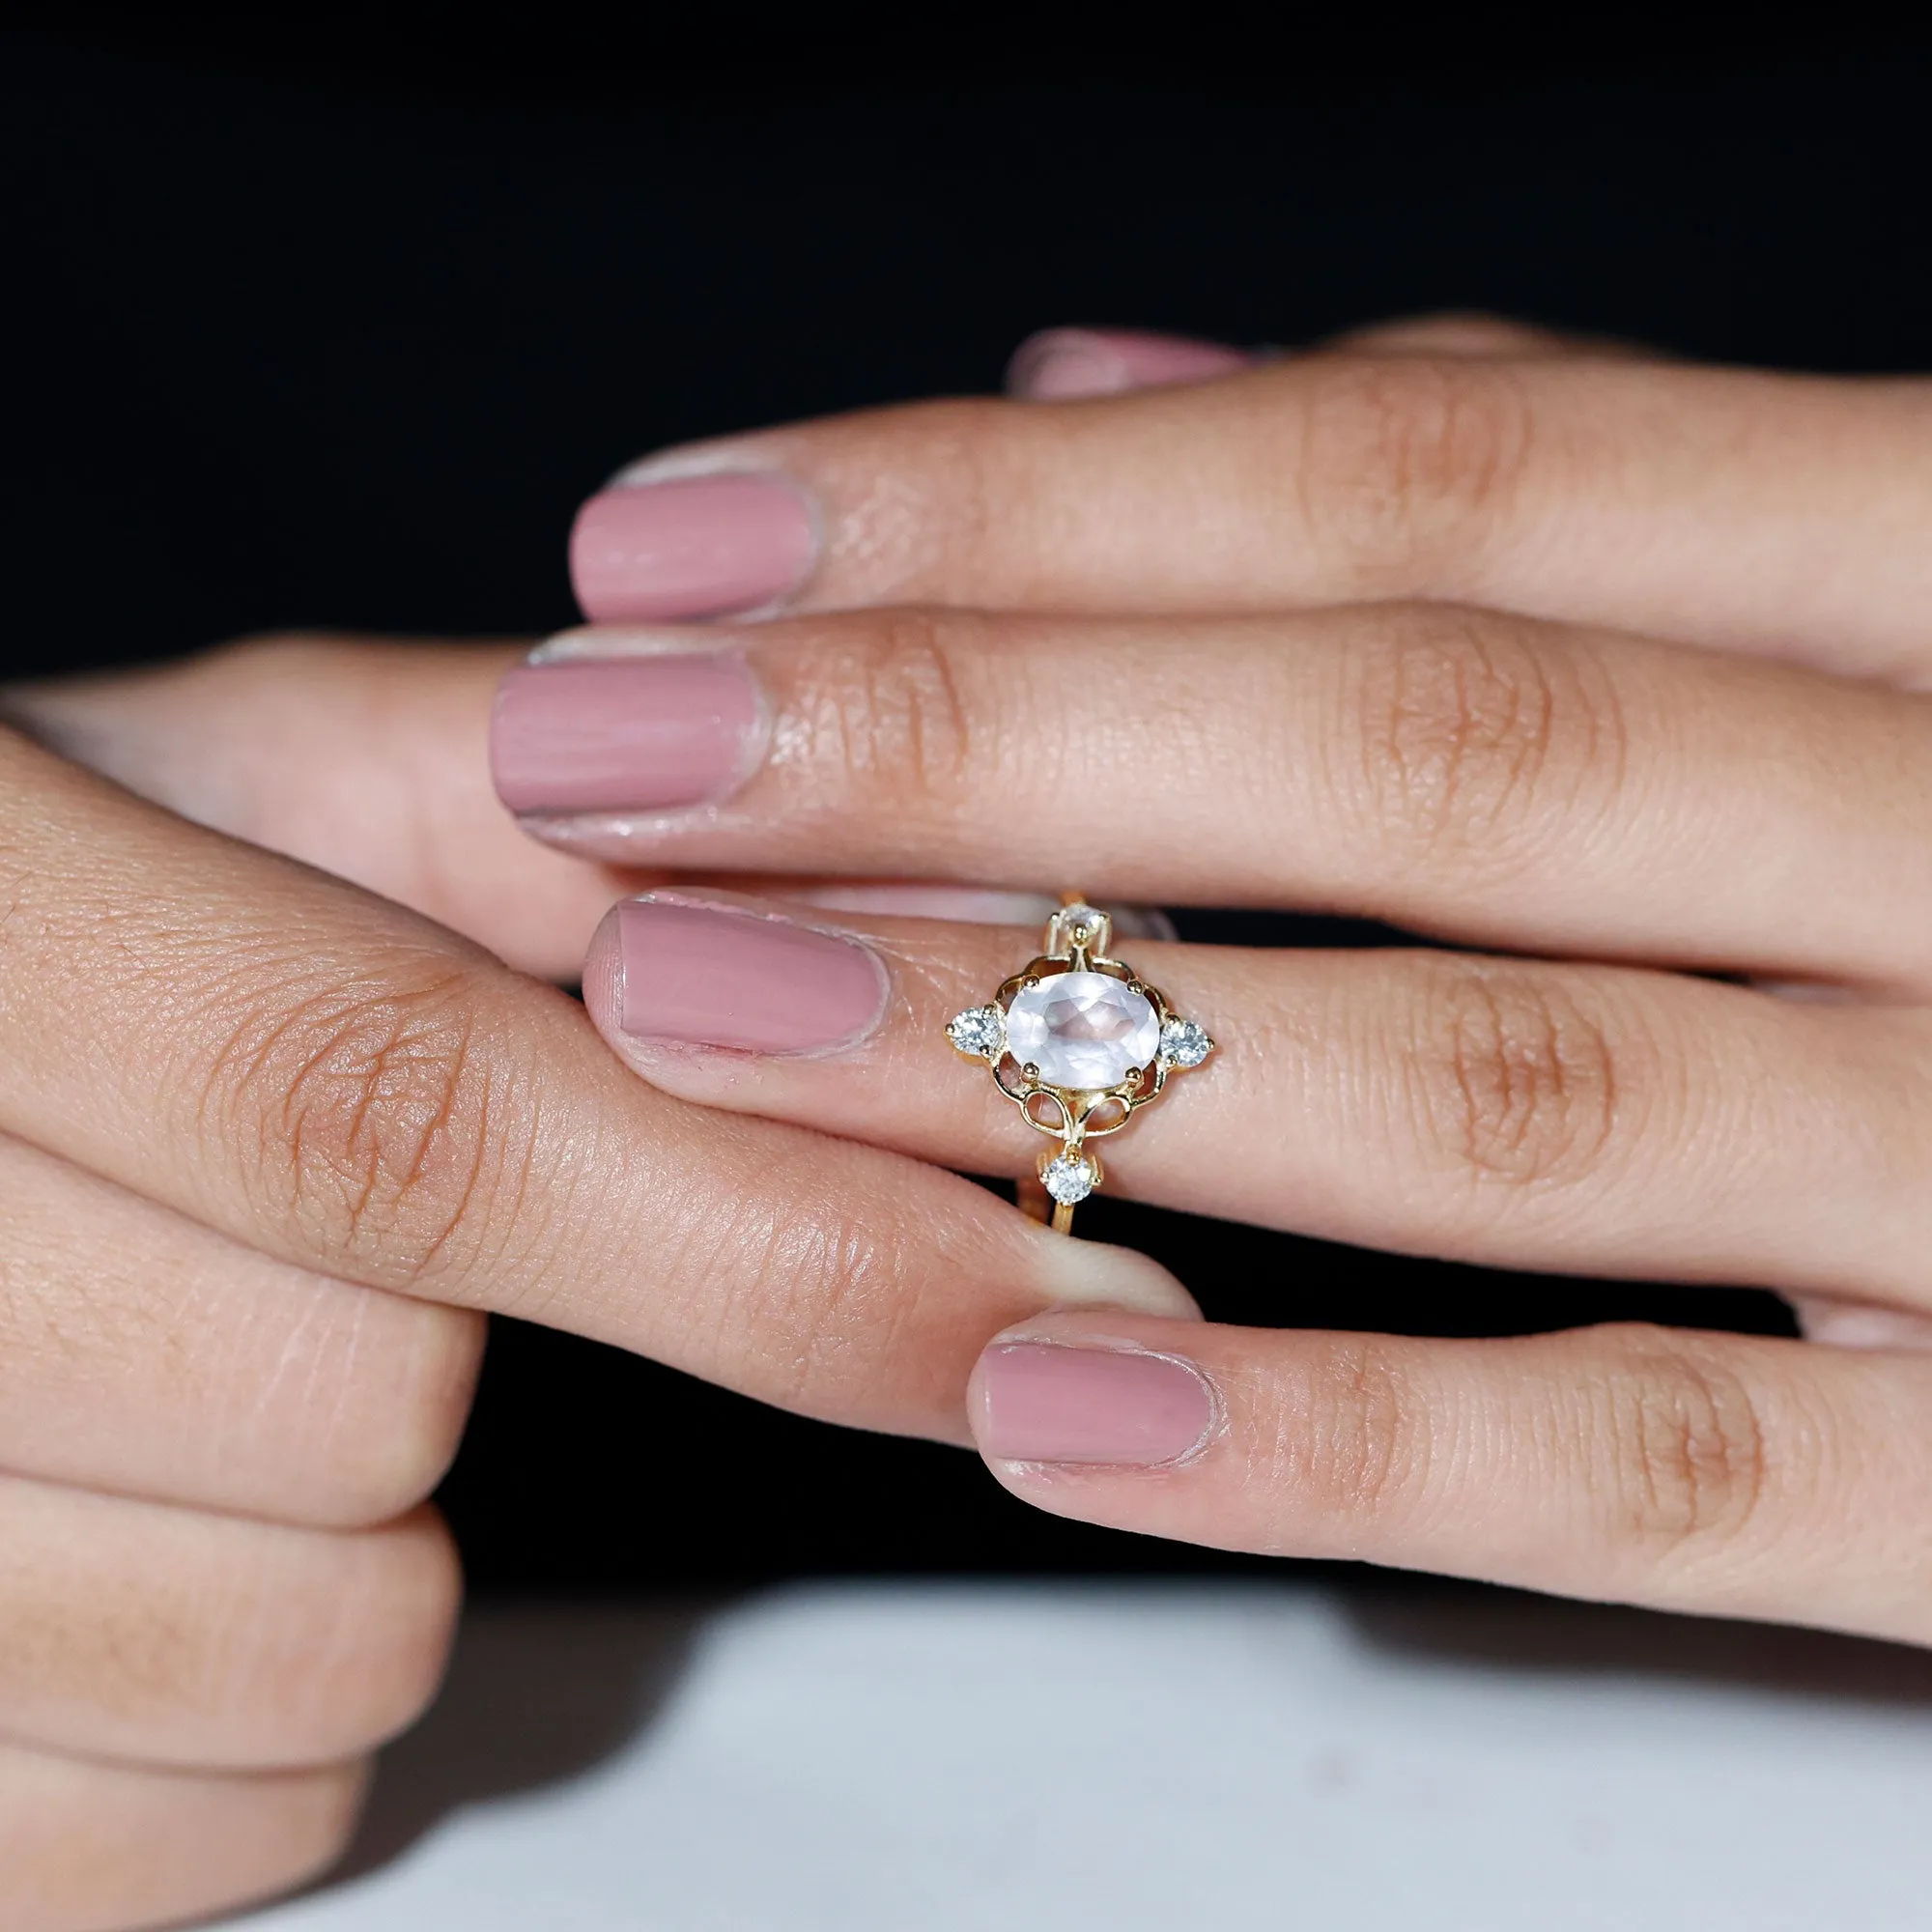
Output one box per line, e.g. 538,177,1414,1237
947,897,1213,1236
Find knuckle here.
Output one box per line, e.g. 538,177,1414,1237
302,1303,487,1528
1297,355,1535,581
716,1148,906,1410
782,611,976,825
1406,962,1629,1192
1268,1340,1422,1525
1346,608,1630,870
812,397,1001,602
0,1751,369,1932
237,1511,464,1762
324,1514,464,1753
1587,1329,1774,1559
0,1494,460,1768
202,959,521,1290
252,1765,373,1909
669,1135,948,1427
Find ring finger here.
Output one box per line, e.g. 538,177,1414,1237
578,899,1932,1311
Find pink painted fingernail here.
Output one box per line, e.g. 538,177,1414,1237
1007,327,1255,401
570,473,817,622
491,653,762,815
974,1341,1214,1465
611,898,887,1054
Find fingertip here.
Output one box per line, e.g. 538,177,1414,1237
1022,1243,1206,1323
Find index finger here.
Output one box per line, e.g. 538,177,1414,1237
573,354,1932,684
0,728,1192,1441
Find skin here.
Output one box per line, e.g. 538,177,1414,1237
11,310,1932,1922
0,660,1188,1930
519,318,1932,1646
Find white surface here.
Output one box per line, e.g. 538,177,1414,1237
230,1583,1932,1930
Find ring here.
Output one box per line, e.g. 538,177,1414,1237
945,897,1214,1235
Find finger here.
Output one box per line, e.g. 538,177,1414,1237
496,608,1932,992
0,1133,480,1525
572,355,1932,683
2,1742,363,1932
1006,327,1258,400
0,1477,456,1769
3,637,622,980
0,727,1193,1453
3,636,1072,982
966,1311,1932,1647
581,899,1932,1310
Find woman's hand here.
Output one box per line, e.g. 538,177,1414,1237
0,701,1186,1931
8,636,1149,982
493,322,1932,1646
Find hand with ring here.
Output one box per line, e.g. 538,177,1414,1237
493,315,1932,1648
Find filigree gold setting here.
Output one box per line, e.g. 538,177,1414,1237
945,898,1214,1235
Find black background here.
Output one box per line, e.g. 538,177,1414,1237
6,22,1924,1586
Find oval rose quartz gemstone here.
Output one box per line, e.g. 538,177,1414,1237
1005,972,1161,1089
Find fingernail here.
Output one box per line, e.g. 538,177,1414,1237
1007,327,1255,401
974,1340,1215,1465
570,473,818,622
491,651,762,816
611,897,887,1054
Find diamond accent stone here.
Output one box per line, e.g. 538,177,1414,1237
1159,1016,1213,1069
947,1005,1007,1058
1005,972,1160,1089
1041,1152,1097,1205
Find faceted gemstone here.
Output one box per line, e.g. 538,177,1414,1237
947,1005,1007,1058
1005,971,1160,1089
1159,1016,1213,1069
1041,1152,1097,1205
